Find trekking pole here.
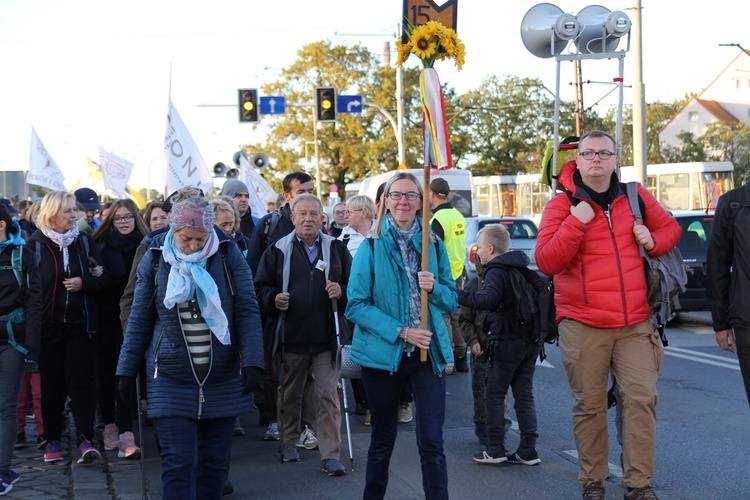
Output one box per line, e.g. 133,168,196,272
276,310,286,464
332,299,354,471
134,372,148,500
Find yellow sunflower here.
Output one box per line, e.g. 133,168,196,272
409,24,438,59
396,39,412,66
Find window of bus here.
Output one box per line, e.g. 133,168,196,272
477,184,490,215
500,184,516,217
658,173,690,210
701,171,734,210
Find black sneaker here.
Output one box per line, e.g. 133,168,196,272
14,433,26,450
507,448,541,466
472,446,507,464
321,458,346,477
455,356,469,372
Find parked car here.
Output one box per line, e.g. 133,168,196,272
464,217,539,281
670,211,714,311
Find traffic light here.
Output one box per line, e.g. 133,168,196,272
315,87,337,122
238,89,259,123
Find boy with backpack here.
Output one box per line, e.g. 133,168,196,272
457,223,544,466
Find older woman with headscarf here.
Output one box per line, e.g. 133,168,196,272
27,190,109,465
116,196,264,500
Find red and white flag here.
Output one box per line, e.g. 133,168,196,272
99,148,134,197
28,127,66,191
164,100,214,194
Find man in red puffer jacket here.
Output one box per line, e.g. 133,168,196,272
536,130,681,500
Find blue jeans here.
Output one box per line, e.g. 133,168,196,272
154,416,235,500
485,338,539,451
0,347,25,476
362,352,448,500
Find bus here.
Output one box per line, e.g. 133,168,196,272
619,161,734,211
476,161,735,223
474,173,550,225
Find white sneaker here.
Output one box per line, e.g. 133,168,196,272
296,425,319,450
398,402,413,423
117,432,141,459
263,422,279,441
103,424,119,451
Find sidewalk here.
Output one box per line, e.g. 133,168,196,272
12,409,152,499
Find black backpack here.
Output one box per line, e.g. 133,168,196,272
499,265,558,361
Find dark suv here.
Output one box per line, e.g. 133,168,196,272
671,211,714,311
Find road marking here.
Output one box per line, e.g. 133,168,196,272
664,346,739,371
536,359,555,368
563,450,622,478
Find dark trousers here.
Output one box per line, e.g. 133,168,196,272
362,352,448,500
734,322,750,407
485,338,539,451
39,322,96,445
95,313,134,433
154,416,235,500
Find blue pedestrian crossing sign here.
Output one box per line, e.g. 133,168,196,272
260,96,285,115
337,95,362,113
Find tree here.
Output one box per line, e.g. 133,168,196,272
451,75,577,176
661,131,707,163
240,41,425,197
703,121,750,183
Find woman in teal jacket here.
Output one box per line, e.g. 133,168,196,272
346,172,457,500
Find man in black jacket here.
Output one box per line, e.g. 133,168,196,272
707,181,750,407
254,194,352,476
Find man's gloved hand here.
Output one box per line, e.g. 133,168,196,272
241,366,263,395
117,376,137,409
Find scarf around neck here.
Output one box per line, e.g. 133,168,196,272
162,228,230,345
41,224,80,273
387,213,421,331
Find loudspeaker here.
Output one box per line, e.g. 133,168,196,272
574,5,631,54
226,168,239,179
233,151,247,167
251,152,269,169
520,3,580,59
213,162,227,176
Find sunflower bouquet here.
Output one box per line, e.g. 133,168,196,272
396,20,465,70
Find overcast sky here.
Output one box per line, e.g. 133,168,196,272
0,0,745,192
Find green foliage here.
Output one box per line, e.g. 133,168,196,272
242,41,423,196
449,75,575,176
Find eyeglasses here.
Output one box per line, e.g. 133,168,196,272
344,209,363,215
333,210,346,216
578,151,615,160
387,191,421,201
112,215,135,223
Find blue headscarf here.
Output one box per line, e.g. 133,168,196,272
0,220,25,254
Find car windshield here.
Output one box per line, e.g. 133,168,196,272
480,220,538,239
676,216,713,252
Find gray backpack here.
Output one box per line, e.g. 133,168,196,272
626,182,688,345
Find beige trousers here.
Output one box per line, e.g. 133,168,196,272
558,319,663,489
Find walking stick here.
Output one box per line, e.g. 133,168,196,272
332,299,354,471
135,372,148,500
419,167,431,362
276,310,286,464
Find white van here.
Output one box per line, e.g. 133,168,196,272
357,168,478,218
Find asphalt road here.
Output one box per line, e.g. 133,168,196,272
136,315,747,499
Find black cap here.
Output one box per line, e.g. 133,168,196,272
0,198,16,213
74,187,101,211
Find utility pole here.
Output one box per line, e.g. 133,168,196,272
574,60,585,136
632,0,648,184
